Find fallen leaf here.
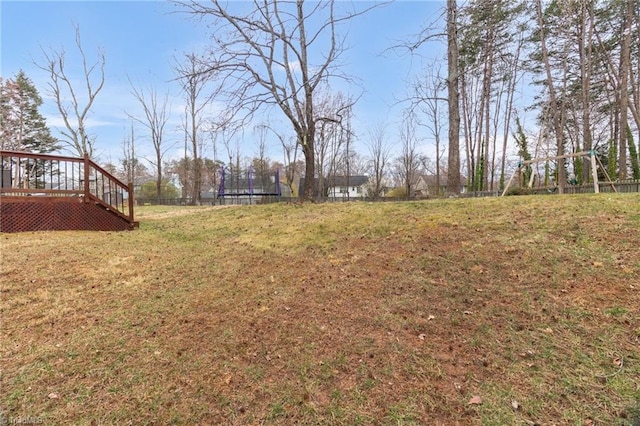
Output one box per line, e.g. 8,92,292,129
468,395,483,405
592,261,603,267
471,265,484,274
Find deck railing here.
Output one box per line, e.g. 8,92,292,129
0,150,134,226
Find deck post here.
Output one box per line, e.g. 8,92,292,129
128,181,135,227
83,153,91,202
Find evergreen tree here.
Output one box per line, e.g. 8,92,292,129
0,70,58,153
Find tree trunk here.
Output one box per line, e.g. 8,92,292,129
536,0,566,193
618,0,632,180
460,71,473,192
156,154,162,201
580,1,594,183
191,108,201,205
499,36,521,190
301,129,316,200
482,28,495,191
446,0,461,195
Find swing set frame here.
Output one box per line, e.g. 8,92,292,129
501,150,617,196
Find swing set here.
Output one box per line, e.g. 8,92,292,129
501,150,617,196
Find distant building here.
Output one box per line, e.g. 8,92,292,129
326,175,370,199
414,174,468,197
298,175,371,199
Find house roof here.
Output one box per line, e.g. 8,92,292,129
326,175,369,187
419,174,468,186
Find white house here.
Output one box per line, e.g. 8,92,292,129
326,175,370,199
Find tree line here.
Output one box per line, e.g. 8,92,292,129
2,0,639,201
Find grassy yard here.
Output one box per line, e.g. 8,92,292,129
1,194,639,425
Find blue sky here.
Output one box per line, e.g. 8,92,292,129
1,0,446,167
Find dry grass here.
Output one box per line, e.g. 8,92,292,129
1,194,639,425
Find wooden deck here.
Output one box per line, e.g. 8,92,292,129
1,151,137,232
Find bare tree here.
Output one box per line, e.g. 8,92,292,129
344,150,368,176
255,122,299,196
314,91,355,196
175,53,215,205
334,102,355,192
535,0,570,193
397,1,459,194
129,84,172,200
498,26,525,189
314,91,347,197
175,0,380,200
36,25,105,157
121,121,137,186
365,124,393,199
253,124,271,191
409,63,447,194
397,114,421,198
282,135,301,196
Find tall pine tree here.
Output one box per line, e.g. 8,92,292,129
0,70,58,153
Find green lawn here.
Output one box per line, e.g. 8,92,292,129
1,194,639,425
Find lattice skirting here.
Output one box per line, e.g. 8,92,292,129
0,196,133,232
